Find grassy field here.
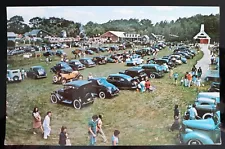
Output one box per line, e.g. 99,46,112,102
6,46,208,145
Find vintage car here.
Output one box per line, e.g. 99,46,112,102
148,61,169,73
175,48,196,56
85,49,94,55
119,67,147,81
169,55,187,64
197,92,220,103
43,50,56,57
56,49,67,57
89,47,99,53
50,80,96,109
92,56,107,65
88,78,120,99
27,66,47,79
179,111,221,145
135,47,152,56
106,56,117,63
79,58,96,68
119,44,126,50
154,58,176,68
106,74,137,90
68,60,86,71
51,62,73,74
52,70,83,85
126,54,144,66
139,64,164,79
208,82,220,92
7,69,22,82
205,70,220,82
109,46,119,51
99,47,108,52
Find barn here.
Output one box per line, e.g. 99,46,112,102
100,31,125,42
193,24,211,44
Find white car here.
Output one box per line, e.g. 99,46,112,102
7,69,22,82
126,54,144,66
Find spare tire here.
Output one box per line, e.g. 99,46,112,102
52,76,58,83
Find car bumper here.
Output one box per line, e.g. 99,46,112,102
87,64,96,67
109,90,120,96
37,75,47,78
78,67,86,70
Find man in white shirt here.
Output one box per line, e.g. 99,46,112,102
43,111,52,139
96,115,107,143
189,104,199,120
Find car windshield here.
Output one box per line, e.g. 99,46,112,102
87,59,93,63
33,67,44,71
98,78,108,85
74,61,81,65
212,113,219,126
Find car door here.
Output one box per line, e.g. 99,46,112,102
27,68,34,78
63,86,74,100
90,80,100,93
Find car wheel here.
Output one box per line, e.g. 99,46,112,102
73,99,82,109
52,76,58,83
61,78,67,85
50,94,58,104
187,139,202,145
150,74,155,79
13,76,19,81
202,113,213,119
99,91,106,99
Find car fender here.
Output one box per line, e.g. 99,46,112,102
51,92,61,101
183,131,214,144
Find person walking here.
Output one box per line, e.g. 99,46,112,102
96,115,107,143
192,75,197,86
180,77,184,86
196,76,201,88
43,111,52,139
197,67,202,78
189,104,199,120
32,107,43,135
169,68,173,79
184,72,189,87
191,65,197,76
21,68,25,80
88,115,98,146
187,72,192,87
112,130,120,146
173,72,179,85
59,126,70,146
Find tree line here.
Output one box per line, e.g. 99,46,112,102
7,13,219,42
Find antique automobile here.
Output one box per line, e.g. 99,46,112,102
197,92,220,103
68,60,86,71
119,67,147,81
106,56,117,63
50,62,73,74
205,70,220,82
179,111,221,145
208,82,220,92
109,46,119,51
174,52,192,59
135,47,152,56
152,58,175,69
50,80,96,109
106,74,137,90
85,49,94,55
169,55,187,64
43,50,56,57
71,48,85,55
52,70,83,85
119,44,126,50
89,47,99,53
99,47,108,52
126,54,144,66
56,49,67,57
7,69,22,83
27,66,47,79
139,64,164,79
174,48,196,56
148,60,169,73
88,78,120,99
79,58,96,68
92,56,107,65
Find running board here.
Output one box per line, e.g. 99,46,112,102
62,100,73,104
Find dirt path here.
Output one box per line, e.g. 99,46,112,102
195,44,211,82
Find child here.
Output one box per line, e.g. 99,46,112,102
173,72,179,85
180,77,184,86
112,130,120,146
192,75,197,86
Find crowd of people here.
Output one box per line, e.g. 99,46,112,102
31,107,120,146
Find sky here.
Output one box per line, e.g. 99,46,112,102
7,6,219,25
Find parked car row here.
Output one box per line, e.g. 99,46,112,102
179,92,221,145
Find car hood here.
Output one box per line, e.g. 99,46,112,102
103,82,118,90
183,119,215,130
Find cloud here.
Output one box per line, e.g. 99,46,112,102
153,6,178,11
139,10,144,14
113,9,134,15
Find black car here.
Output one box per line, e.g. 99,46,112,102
88,78,120,99
119,67,147,81
50,80,96,109
79,58,96,68
27,66,47,79
51,62,73,74
92,56,107,65
109,46,119,51
56,50,67,57
68,60,86,71
135,48,152,56
140,64,164,78
99,47,108,52
43,50,56,57
85,50,94,55
106,74,137,90
175,52,192,59
153,58,175,68
208,82,220,92
89,47,99,53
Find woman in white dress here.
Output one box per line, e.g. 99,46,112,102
43,111,52,139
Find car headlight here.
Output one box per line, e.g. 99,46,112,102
107,87,112,92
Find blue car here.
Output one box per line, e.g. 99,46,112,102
126,54,144,66
179,111,221,145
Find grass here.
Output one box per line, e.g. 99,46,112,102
5,46,207,145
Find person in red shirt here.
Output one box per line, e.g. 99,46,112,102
145,79,151,92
